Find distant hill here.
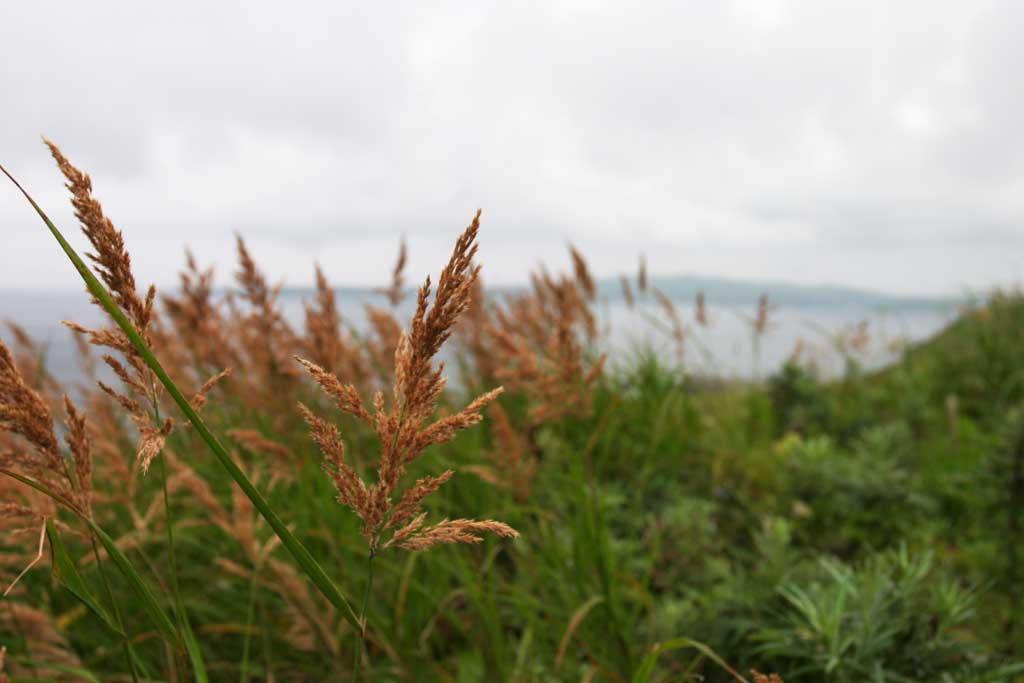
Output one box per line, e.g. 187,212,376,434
275,274,959,310
595,274,959,310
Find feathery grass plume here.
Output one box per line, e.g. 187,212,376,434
753,293,771,336
267,557,344,656
620,274,635,308
235,236,297,386
748,293,773,378
654,288,686,364
487,259,605,424
305,264,346,372
695,290,708,326
787,339,806,365
785,337,827,373
363,304,403,385
303,264,371,388
170,453,281,569
3,323,59,396
464,402,536,502
227,428,297,467
836,319,871,356
46,141,230,475
378,238,408,307
44,139,151,333
190,452,344,656
569,244,595,301
297,210,517,554
62,396,92,515
170,453,344,657
453,272,503,387
0,603,85,680
235,236,278,329
163,250,236,371
0,338,90,516
638,253,648,292
76,383,139,515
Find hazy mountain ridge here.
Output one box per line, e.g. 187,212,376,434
274,273,960,310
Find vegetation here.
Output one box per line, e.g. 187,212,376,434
1,142,1023,681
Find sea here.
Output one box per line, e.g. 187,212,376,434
0,287,959,384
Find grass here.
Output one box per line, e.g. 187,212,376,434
1,141,1024,682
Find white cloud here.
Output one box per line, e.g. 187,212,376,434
0,0,1020,296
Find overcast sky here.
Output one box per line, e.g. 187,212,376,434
1,1,1022,296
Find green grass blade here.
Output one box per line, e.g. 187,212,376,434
632,637,750,683
85,519,180,647
45,519,122,636
0,163,361,631
180,610,209,683
1,469,178,654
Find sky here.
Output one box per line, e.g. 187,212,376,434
1,0,1022,296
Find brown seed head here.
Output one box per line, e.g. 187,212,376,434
0,340,60,463
44,140,150,332
569,245,595,300
378,238,408,307
299,210,516,553
754,293,771,336
620,275,635,308
695,290,708,326
386,518,519,551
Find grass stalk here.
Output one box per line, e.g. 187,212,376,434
89,536,141,683
156,450,207,682
352,551,375,681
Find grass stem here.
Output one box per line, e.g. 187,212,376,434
353,551,376,681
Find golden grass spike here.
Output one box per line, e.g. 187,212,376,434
620,274,635,308
298,209,517,555
62,396,91,513
378,238,408,307
387,518,518,551
695,290,708,326
235,235,273,315
304,264,344,370
190,368,233,411
164,249,234,368
225,428,295,462
44,140,150,332
754,293,771,336
295,358,371,423
0,339,87,513
569,245,595,300
0,340,60,463
484,260,603,424
654,287,686,363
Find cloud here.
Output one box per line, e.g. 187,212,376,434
1,0,1021,295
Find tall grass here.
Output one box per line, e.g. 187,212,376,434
1,141,1022,682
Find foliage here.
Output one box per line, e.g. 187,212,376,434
2,146,1024,681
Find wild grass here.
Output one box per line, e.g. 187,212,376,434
1,140,1023,682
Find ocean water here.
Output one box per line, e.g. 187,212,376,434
0,288,958,384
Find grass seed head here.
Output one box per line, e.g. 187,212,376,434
298,210,517,553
